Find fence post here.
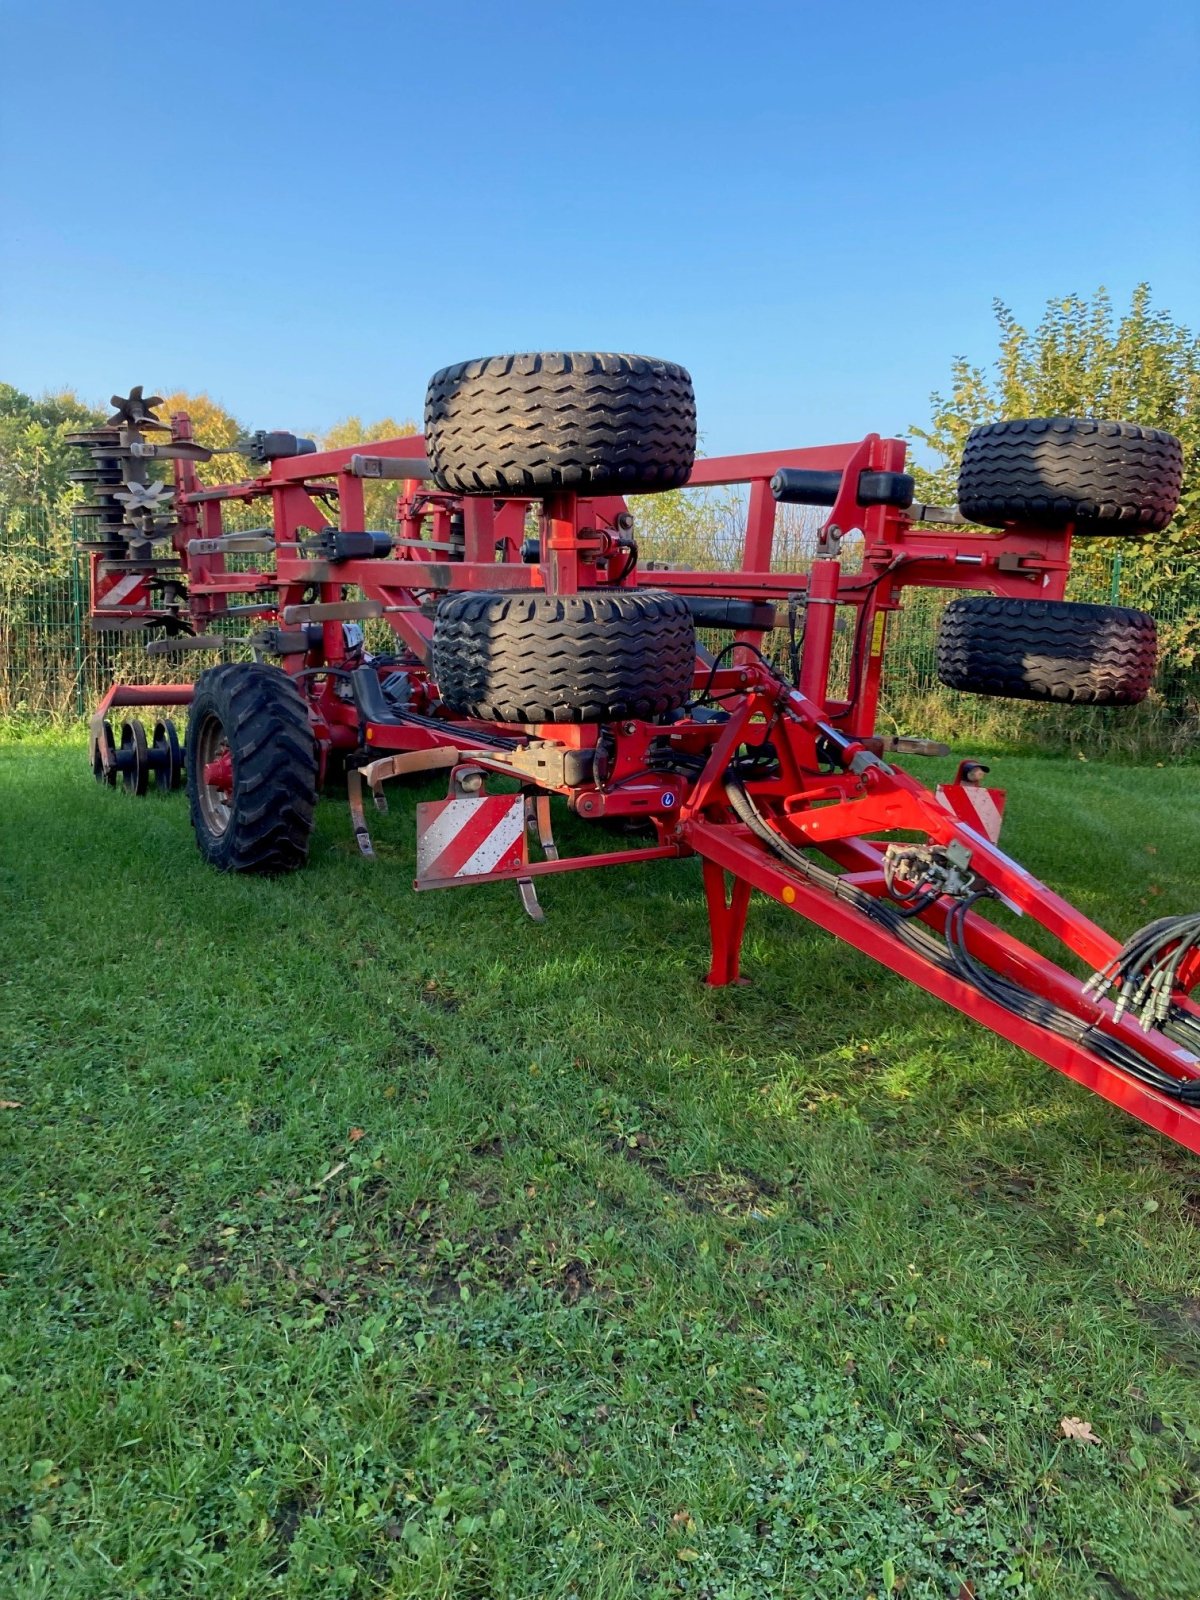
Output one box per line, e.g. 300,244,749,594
1110,551,1123,606
70,522,86,719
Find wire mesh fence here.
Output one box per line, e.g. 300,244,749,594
2,502,1197,755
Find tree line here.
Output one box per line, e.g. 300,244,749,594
2,284,1196,686
4,283,1195,528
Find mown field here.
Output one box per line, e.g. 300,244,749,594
1,735,1199,1600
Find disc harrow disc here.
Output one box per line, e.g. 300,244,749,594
91,719,118,785
119,719,149,795
150,718,184,791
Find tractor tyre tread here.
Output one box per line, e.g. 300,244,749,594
957,417,1183,536
187,662,318,873
936,596,1157,705
424,351,697,496
433,589,696,723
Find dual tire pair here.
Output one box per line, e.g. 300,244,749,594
431,591,1161,718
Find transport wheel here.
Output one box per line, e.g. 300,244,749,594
150,718,184,791
957,418,1183,537
424,351,697,495
433,589,696,723
120,719,149,795
91,719,117,785
936,597,1157,705
186,663,318,872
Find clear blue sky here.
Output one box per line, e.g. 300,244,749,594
2,0,1197,455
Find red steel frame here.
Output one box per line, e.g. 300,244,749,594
88,415,1200,1155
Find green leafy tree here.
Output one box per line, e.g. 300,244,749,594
320,414,418,528
0,386,106,695
319,414,417,452
157,391,249,488
0,384,104,515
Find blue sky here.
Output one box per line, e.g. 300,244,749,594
2,0,1197,455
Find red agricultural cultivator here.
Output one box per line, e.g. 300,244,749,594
70,358,1200,1153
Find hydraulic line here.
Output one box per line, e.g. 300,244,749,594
725,777,1200,1107
1084,913,1200,1029
722,776,953,970
944,895,1200,1106
393,705,520,750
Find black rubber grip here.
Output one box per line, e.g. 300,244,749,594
685,596,778,630
770,467,915,510
858,471,915,509
770,469,841,506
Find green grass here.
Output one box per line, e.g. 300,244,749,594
2,737,1199,1600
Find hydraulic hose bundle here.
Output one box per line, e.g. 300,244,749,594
1084,914,1200,1028
729,775,1200,1110
944,898,1200,1107
1084,915,1200,1062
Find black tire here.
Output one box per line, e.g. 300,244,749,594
957,418,1183,537
433,589,696,723
424,352,696,496
186,663,318,872
936,597,1157,706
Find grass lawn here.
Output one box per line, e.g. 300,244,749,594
2,736,1199,1599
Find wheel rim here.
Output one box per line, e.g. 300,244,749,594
193,711,233,836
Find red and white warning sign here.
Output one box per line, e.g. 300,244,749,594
94,570,151,612
936,781,1006,843
415,794,527,885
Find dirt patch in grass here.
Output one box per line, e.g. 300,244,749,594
269,1487,321,1573
561,1258,592,1303
419,979,461,1013
469,1133,506,1158
1137,1296,1200,1372
613,1132,782,1217
964,1158,1040,1203
613,1132,706,1212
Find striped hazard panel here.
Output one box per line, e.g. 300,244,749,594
935,781,1006,843
415,794,527,885
96,572,150,609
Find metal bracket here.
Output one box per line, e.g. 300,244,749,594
282,599,384,624
145,634,229,655
908,501,967,525
348,454,432,480
883,735,952,758
188,533,275,556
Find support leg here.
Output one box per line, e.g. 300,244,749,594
702,859,752,986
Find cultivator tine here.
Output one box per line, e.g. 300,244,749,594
530,794,559,860
347,768,376,859
347,749,476,859
517,876,546,922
